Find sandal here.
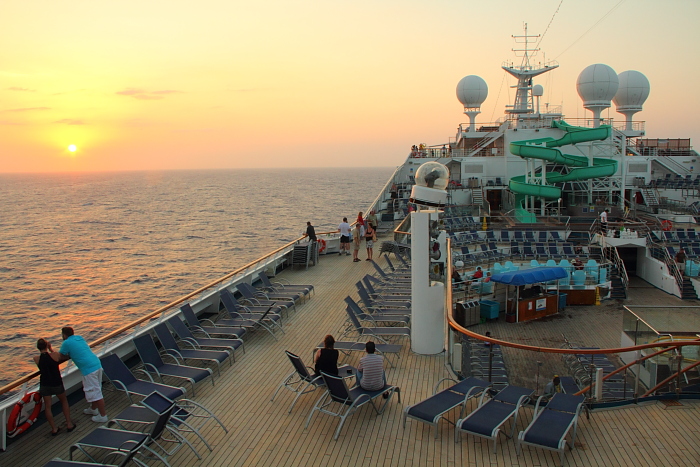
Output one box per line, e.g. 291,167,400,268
51,428,61,436
67,423,77,432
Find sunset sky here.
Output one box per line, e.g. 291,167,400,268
1,0,698,173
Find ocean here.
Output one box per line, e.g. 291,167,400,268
0,167,395,388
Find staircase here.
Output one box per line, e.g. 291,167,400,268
640,186,660,207
681,276,698,300
471,188,484,207
609,265,627,299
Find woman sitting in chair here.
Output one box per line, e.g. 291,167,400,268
314,334,339,376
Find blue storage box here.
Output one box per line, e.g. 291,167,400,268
479,300,500,320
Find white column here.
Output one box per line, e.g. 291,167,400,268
411,211,446,355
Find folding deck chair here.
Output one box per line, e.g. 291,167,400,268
403,377,490,437
305,372,400,440
517,393,586,466
154,323,231,375
354,284,411,310
167,316,244,359
270,351,327,413
370,260,411,282
238,282,297,313
362,275,411,297
259,272,314,301
100,354,186,404
344,296,410,326
455,385,534,452
180,303,246,339
218,288,283,338
133,333,214,397
70,392,176,466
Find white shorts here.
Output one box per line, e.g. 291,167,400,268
83,369,104,403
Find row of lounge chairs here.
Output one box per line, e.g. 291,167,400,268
661,229,700,243
47,272,314,466
450,230,569,247
667,245,700,260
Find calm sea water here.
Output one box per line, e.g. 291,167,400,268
0,167,394,387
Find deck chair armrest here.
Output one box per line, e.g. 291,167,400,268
165,348,185,363
433,377,459,394
181,337,201,348
189,325,212,338
199,318,218,327
241,297,261,306
133,365,156,383
275,278,292,286
176,338,200,350
109,379,136,404
254,291,271,299
160,351,181,365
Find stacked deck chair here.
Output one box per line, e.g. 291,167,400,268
362,275,411,297
259,272,314,301
370,260,411,282
341,306,410,343
69,391,177,467
133,333,214,397
181,303,247,339
270,351,326,413
154,323,232,375
403,377,490,438
100,353,186,404
218,288,284,338
167,315,244,361
517,393,586,466
305,372,400,440
354,283,411,310
344,296,410,327
455,385,534,452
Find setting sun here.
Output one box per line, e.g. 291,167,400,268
68,144,77,153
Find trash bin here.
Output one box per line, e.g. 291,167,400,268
479,300,500,320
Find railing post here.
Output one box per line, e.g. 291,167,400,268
634,350,641,400
488,344,494,383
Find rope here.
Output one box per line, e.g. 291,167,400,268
555,0,627,59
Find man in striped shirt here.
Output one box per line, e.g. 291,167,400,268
357,341,385,391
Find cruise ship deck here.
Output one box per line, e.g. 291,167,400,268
5,252,700,466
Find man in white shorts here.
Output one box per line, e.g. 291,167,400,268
60,326,107,422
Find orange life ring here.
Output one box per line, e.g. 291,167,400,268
318,239,326,253
7,391,43,438
661,220,673,231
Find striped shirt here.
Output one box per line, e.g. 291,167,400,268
358,354,384,391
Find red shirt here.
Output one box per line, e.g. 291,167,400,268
473,270,483,279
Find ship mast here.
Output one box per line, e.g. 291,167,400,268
502,23,558,117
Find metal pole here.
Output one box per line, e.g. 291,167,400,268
488,344,494,383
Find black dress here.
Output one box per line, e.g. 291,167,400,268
314,348,339,376
38,352,64,396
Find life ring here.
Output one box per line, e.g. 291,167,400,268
318,239,326,253
7,392,43,438
661,220,673,231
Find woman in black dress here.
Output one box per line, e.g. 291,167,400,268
314,334,339,376
33,338,75,435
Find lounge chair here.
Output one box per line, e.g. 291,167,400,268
180,303,246,339
270,351,327,413
69,391,176,466
340,306,410,342
259,272,314,300
218,288,284,338
362,275,411,296
305,372,400,440
370,260,412,282
44,454,140,467
133,333,214,397
517,393,586,466
403,377,490,438
455,385,534,452
100,353,186,404
344,296,410,326
238,283,297,313
354,283,411,310
154,323,231,375
166,316,243,359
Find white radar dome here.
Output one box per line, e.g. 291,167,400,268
576,64,619,107
613,70,650,110
415,162,450,191
456,75,488,108
532,84,544,97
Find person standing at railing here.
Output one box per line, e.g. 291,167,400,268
338,217,352,256
676,248,687,275
59,327,108,423
305,221,317,242
600,208,609,234
33,338,75,435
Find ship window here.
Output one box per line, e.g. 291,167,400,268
628,163,648,173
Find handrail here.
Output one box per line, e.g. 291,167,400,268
643,359,700,396
0,234,308,397
366,165,403,215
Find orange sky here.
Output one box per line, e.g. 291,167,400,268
1,0,699,173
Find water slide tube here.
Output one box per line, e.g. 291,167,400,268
509,120,618,205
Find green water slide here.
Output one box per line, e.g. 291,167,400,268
509,120,618,221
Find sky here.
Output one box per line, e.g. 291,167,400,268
1,0,699,173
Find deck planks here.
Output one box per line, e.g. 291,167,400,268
4,252,700,466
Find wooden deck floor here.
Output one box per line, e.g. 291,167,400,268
5,255,700,466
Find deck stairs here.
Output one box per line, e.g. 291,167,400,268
681,276,698,300
609,265,627,299
640,186,660,207
471,188,484,208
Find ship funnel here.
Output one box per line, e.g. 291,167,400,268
613,70,650,131
576,64,618,127
456,75,488,132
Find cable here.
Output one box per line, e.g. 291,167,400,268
536,0,564,49
490,70,509,122
555,0,627,60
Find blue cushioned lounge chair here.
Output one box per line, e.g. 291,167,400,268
403,377,490,438
166,316,243,360
455,385,534,452
270,351,326,413
154,323,231,375
100,354,186,404
180,303,246,339
305,372,400,440
517,393,586,466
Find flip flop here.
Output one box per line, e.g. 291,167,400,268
67,423,77,432
51,428,61,436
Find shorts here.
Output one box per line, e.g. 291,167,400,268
365,239,374,248
354,242,360,251
39,384,65,397
82,369,104,403
340,235,350,244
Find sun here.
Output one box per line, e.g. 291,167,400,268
68,144,77,153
